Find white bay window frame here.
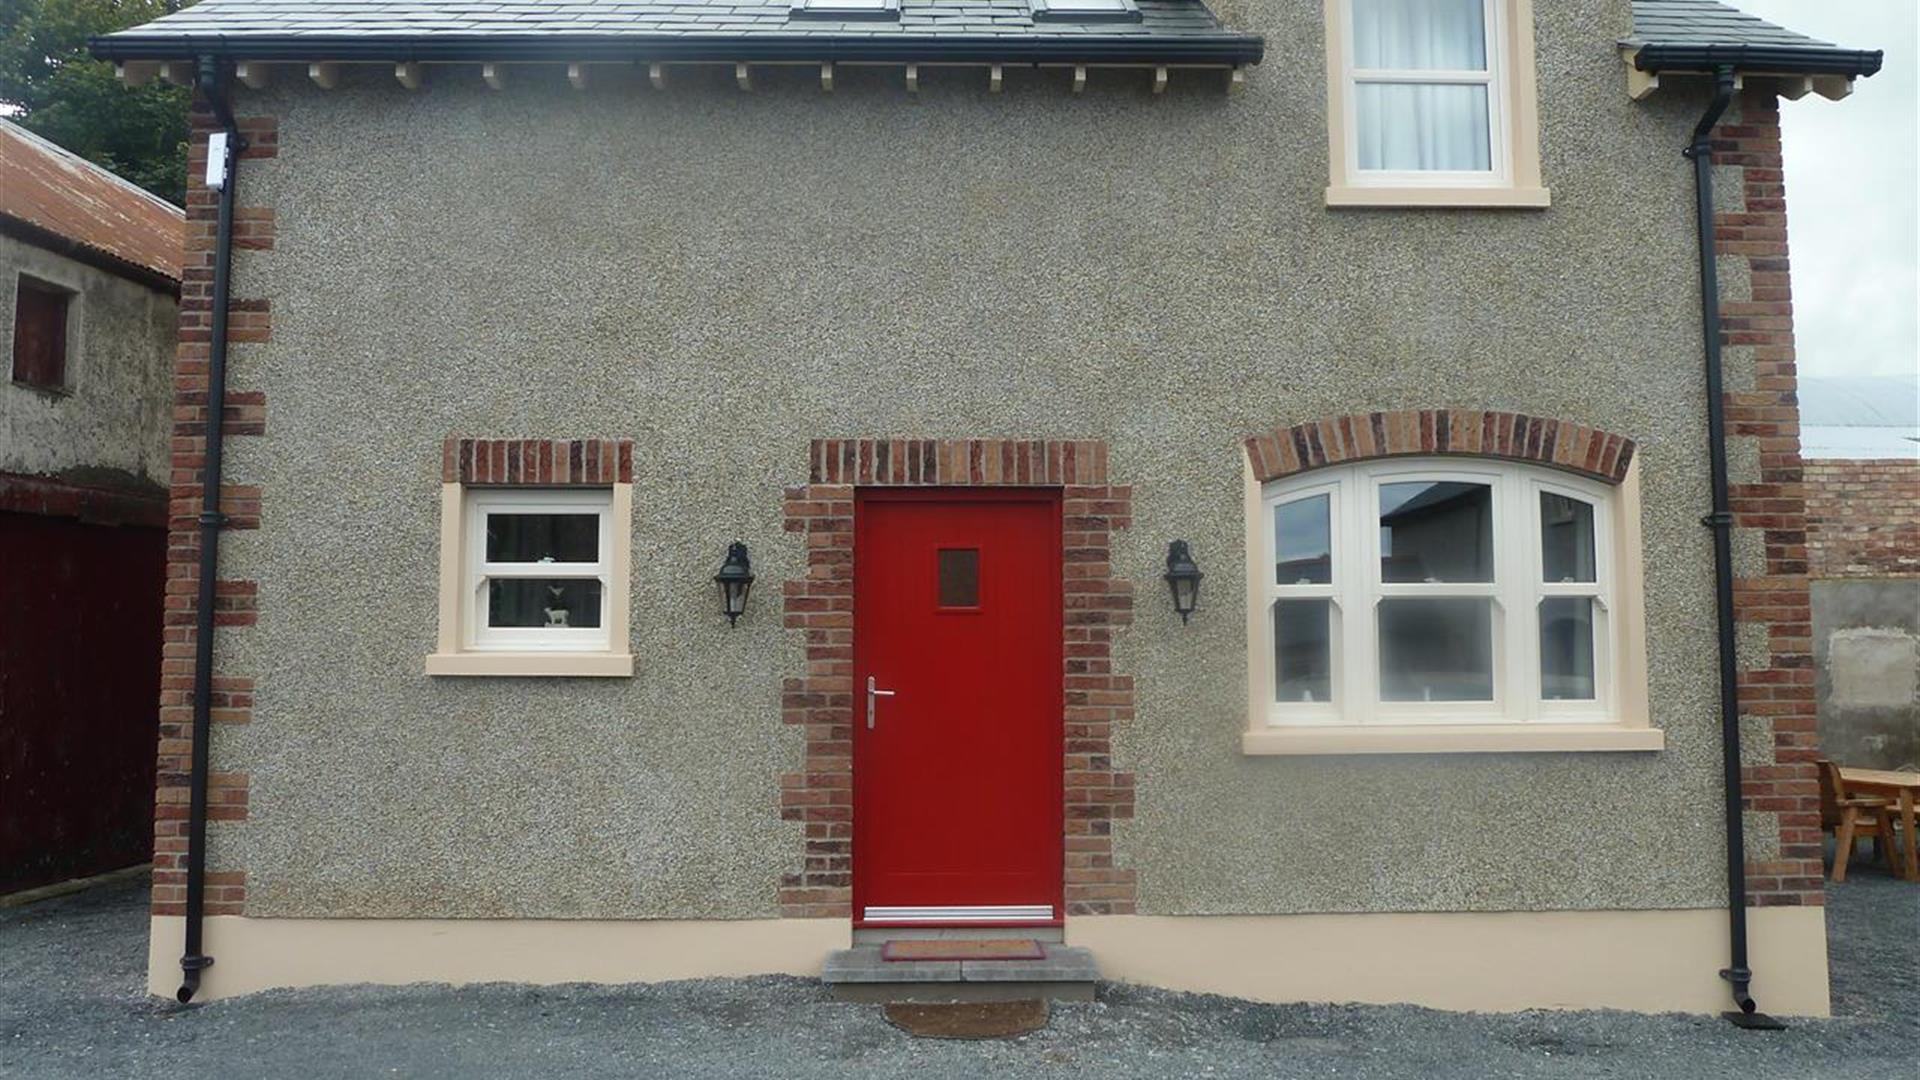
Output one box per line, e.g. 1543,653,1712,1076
1245,456,1657,754
1322,0,1549,208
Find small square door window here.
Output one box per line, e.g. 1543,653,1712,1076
937,549,980,609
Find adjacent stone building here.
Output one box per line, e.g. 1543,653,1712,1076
1806,456,1920,771
0,119,180,895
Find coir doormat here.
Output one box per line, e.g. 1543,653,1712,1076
880,939,1046,962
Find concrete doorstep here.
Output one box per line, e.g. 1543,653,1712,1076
824,943,1099,1003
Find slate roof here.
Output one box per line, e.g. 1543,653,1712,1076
91,0,1264,65
1625,0,1882,77
0,120,184,288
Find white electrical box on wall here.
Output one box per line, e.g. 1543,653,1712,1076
205,131,229,191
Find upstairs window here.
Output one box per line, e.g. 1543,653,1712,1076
1323,0,1548,206
1032,0,1142,22
789,0,900,18
11,275,73,392
1260,459,1618,727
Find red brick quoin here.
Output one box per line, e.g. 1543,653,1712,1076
1717,94,1824,909
778,439,1137,919
154,109,279,918
1246,409,1636,485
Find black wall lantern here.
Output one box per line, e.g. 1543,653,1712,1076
1164,540,1202,624
714,541,755,626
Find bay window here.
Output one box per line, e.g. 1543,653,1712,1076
1249,457,1657,752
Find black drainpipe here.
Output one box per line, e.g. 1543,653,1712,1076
178,54,245,1005
1685,65,1781,1032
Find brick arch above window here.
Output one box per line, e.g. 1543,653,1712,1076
1244,410,1637,486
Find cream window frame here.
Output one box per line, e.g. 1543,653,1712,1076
1322,0,1549,208
425,482,634,678
1244,456,1656,754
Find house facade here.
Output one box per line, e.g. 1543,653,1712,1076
1,120,180,895
93,0,1882,1013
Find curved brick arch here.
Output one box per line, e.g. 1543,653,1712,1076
1244,410,1637,485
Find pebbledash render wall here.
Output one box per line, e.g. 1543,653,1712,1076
157,2,1830,1008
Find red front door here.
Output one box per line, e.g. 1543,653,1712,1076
853,489,1063,927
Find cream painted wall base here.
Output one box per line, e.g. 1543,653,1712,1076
1068,907,1830,1017
146,916,850,1002
148,908,1827,1016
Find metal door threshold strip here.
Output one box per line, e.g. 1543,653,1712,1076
864,905,1054,923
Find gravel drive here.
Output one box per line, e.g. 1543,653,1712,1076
2,866,1914,1079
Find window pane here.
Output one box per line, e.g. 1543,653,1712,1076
1048,0,1128,8
1274,600,1333,704
1355,83,1492,172
1378,598,1493,701
1540,597,1596,700
1275,495,1333,585
486,513,599,563
1379,480,1492,582
938,549,979,607
487,579,603,629
1352,0,1487,70
1540,493,1597,583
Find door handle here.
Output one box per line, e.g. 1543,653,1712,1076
866,676,896,730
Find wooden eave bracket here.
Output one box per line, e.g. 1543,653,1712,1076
123,57,1248,97
115,61,159,87
1620,47,1853,102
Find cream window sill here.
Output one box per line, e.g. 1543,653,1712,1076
425,652,634,678
1242,723,1663,756
1325,185,1552,209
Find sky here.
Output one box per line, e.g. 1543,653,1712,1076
1734,1,1919,381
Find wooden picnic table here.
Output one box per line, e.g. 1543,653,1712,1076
1840,767,1920,882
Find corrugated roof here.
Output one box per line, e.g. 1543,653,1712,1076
94,0,1248,49
0,120,184,286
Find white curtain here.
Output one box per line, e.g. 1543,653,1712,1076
1352,0,1493,172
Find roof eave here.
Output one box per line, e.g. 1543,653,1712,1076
88,31,1267,68
1632,42,1883,79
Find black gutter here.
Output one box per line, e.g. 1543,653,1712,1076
1635,43,1882,79
178,53,244,1006
1684,65,1781,1033
90,31,1265,67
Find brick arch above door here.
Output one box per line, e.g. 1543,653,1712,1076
1244,410,1638,486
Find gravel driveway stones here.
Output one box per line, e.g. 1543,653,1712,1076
2,871,1914,1079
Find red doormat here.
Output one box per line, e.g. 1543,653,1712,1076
884,1000,1049,1039
881,938,1046,962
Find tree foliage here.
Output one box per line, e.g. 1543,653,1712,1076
1,0,192,205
